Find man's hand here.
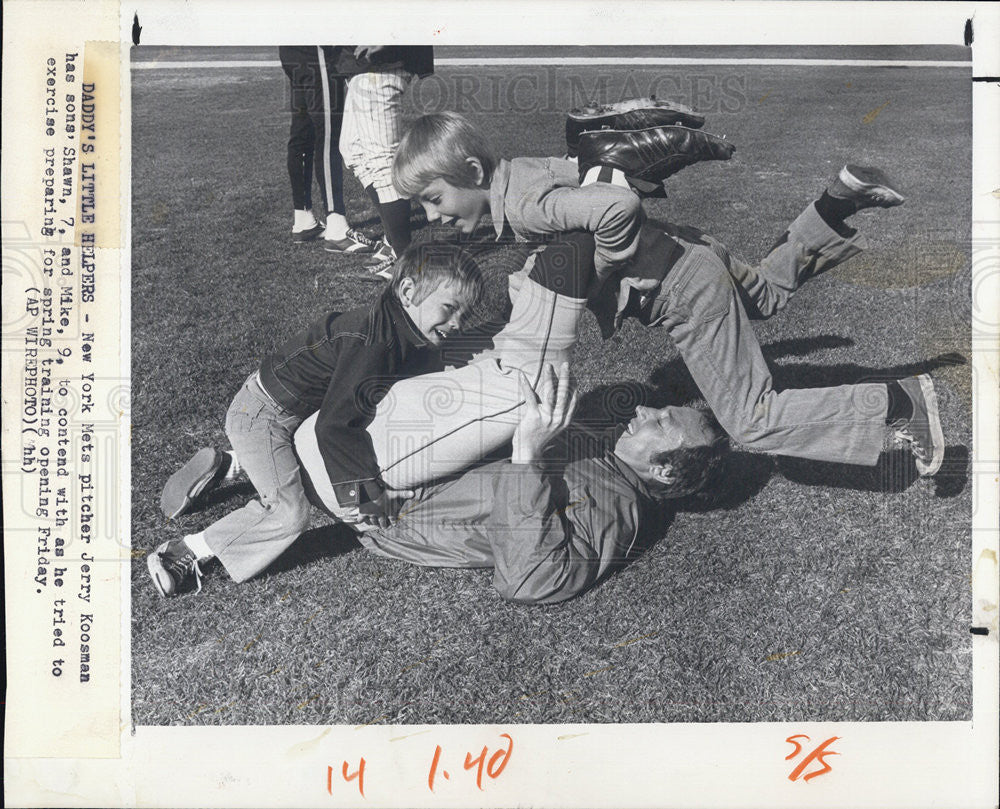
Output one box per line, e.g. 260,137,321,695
357,487,415,529
353,45,386,61
512,362,578,465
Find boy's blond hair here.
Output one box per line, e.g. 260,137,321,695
390,240,484,319
392,112,497,198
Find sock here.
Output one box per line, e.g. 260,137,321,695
528,232,597,299
366,185,411,254
885,380,913,424
223,450,241,480
813,193,858,239
815,191,858,225
293,209,318,232
581,165,629,189
324,212,349,240
184,531,215,562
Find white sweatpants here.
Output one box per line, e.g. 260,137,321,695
339,70,410,203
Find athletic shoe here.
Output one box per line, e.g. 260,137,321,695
363,238,397,280
323,228,378,254
566,96,706,157
577,125,735,190
891,374,945,476
827,165,905,210
160,447,227,519
147,538,203,597
292,223,324,243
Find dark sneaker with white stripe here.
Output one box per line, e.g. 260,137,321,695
160,447,227,519
566,96,706,157
147,538,203,597
323,228,378,254
363,237,397,280
892,374,945,476
292,223,324,243
827,165,905,210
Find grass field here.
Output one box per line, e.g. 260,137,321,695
131,46,973,726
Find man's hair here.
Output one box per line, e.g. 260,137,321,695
646,413,729,500
390,240,485,316
392,112,497,198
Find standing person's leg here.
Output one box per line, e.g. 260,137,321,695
340,70,413,271
302,49,374,254
280,46,323,241
311,50,345,229
308,48,361,252
288,111,322,242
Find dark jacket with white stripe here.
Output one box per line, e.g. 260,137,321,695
258,289,441,506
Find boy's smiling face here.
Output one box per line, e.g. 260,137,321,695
398,278,470,347
416,163,491,233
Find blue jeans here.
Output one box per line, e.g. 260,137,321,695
203,375,309,582
643,203,887,464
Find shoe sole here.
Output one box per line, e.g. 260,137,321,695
160,448,223,520
568,97,699,120
292,227,324,243
324,243,376,254
566,101,706,157
578,125,733,149
914,374,945,476
839,165,906,207
363,254,396,272
146,550,172,597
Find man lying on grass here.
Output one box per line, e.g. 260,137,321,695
297,361,728,605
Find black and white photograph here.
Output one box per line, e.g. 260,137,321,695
3,2,998,807
131,40,975,726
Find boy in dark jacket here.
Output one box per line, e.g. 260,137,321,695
148,242,482,596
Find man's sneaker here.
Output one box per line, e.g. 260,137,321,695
160,447,227,519
147,538,203,597
827,165,905,210
892,374,945,476
363,238,397,280
566,96,706,157
292,223,324,243
577,125,735,191
323,228,378,254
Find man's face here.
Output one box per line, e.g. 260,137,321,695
613,406,718,470
399,279,469,347
417,177,491,234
